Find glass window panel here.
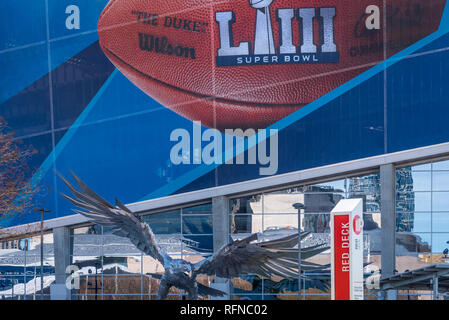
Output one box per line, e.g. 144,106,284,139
182,215,212,235
302,213,331,233
106,256,139,274
410,171,432,191
156,234,185,256
396,210,416,232
433,212,449,233
314,179,346,194
71,255,102,274
140,256,164,274
100,275,143,295
262,191,303,215
72,226,99,235
301,184,346,217
262,214,298,234
303,193,344,214
230,195,262,215
432,171,449,191
433,192,449,212
21,233,54,258
348,174,380,196
101,234,141,256
364,212,381,230
0,234,55,300
93,274,170,300
396,201,416,229
0,249,26,299
348,173,381,214
396,232,432,254
141,210,181,235
179,235,213,257
432,160,449,171
396,232,432,272
364,235,381,271
413,192,432,211
182,203,212,215
407,212,431,233
230,214,256,235
234,214,264,235
411,163,432,171
396,168,416,228
431,233,449,257
72,233,103,256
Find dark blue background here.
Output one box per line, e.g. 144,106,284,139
1,1,449,227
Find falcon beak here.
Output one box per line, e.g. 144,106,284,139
184,271,192,278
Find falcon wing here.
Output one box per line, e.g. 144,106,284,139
57,171,170,266
193,232,329,279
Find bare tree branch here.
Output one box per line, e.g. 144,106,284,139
0,117,40,223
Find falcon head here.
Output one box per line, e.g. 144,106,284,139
172,259,193,278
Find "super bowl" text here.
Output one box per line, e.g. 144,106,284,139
215,1,339,66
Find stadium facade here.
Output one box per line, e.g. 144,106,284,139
1,0,449,300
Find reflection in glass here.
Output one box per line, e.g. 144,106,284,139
0,233,55,300
410,171,431,191
396,168,415,232
141,210,181,235
396,232,432,273
67,202,219,300
433,171,449,191
230,214,255,235
394,160,449,295
431,233,449,256
432,160,449,171
433,192,449,212
182,203,212,215
228,174,383,299
432,212,449,233
413,192,432,212
412,163,432,171
182,215,213,235
349,174,380,213
409,212,431,233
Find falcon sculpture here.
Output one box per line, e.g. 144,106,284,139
58,171,330,300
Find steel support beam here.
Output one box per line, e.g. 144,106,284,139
433,275,439,300
380,164,397,300
51,227,72,300
211,196,231,299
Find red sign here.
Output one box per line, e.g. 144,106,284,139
333,214,350,300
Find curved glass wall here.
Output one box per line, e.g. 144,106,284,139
229,174,381,300
395,160,449,300
0,170,389,300
0,231,55,300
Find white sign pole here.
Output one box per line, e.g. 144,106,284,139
331,198,364,300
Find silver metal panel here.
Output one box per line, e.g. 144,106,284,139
380,164,396,278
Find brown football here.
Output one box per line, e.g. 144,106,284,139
98,0,446,130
